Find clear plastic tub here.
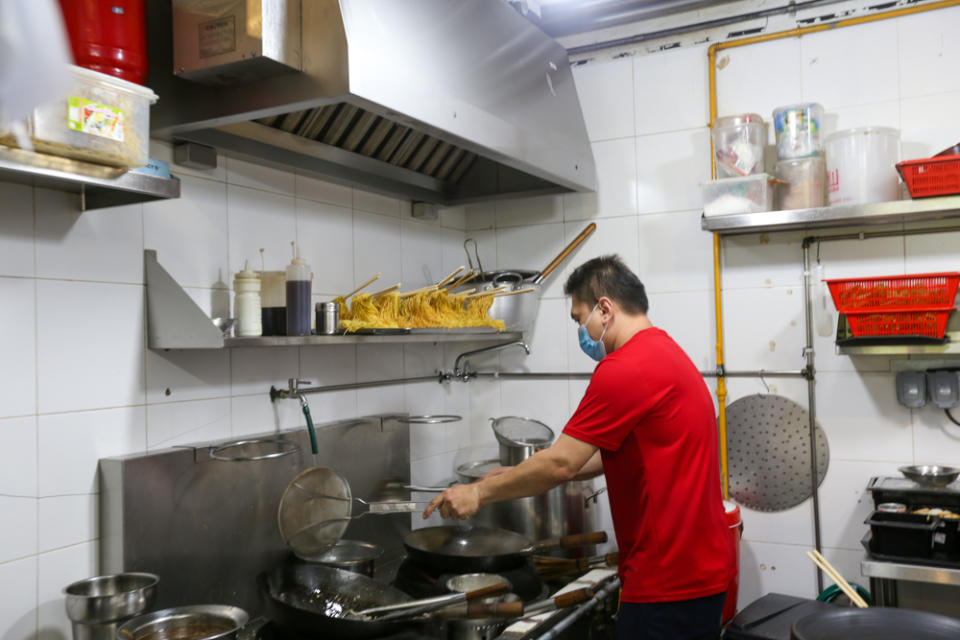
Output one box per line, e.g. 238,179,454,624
825,127,901,206
0,65,157,168
776,156,826,210
712,113,766,178
701,174,776,217
773,103,824,160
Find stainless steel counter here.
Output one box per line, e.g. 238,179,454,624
862,557,960,606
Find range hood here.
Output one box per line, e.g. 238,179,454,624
148,0,597,205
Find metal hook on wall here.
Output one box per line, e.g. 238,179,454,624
759,370,770,395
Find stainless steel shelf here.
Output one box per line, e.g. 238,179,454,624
702,195,960,235
0,146,180,210
224,331,523,347
862,557,960,587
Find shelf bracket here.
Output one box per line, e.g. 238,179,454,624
145,249,224,349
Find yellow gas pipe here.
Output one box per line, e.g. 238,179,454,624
707,0,960,501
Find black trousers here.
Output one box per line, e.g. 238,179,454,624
615,591,726,640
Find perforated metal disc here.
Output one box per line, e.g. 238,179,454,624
726,394,829,512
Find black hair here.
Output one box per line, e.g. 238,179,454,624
563,255,649,314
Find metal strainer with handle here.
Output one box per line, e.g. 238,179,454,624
277,467,433,557
490,416,555,466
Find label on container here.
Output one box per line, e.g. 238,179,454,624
67,97,124,142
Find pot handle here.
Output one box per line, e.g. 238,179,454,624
530,530,608,552
533,222,596,284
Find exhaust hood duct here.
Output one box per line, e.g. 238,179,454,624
149,0,597,205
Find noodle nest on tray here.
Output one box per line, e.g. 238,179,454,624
340,290,505,332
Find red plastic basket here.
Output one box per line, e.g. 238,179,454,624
896,154,960,198
825,272,960,310
844,306,953,338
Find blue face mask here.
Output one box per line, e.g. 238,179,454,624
578,303,608,361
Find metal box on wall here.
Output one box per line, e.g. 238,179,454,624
99,415,412,615
172,0,301,85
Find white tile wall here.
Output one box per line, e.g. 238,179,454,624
634,44,709,135
35,189,143,284
0,182,35,277
4,9,960,638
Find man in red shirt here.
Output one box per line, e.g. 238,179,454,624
424,255,734,639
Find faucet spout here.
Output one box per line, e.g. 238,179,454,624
453,340,530,380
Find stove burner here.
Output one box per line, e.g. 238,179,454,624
392,556,545,602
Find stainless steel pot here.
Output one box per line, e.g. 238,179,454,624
462,223,596,330
117,605,249,640
64,573,158,640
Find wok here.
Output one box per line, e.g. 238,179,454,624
258,563,415,639
404,526,607,573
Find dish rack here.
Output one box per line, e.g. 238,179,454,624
825,272,960,339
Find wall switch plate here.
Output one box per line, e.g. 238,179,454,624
927,370,960,409
896,370,927,408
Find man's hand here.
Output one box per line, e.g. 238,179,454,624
422,483,481,520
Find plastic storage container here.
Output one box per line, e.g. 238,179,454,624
825,127,901,206
58,0,149,85
776,156,826,209
701,174,776,217
260,270,286,336
0,65,157,168
865,511,937,558
773,103,824,159
712,114,766,178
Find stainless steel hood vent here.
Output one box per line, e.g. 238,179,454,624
149,0,597,205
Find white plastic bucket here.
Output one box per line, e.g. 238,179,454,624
825,127,901,206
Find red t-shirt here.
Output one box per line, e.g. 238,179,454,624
563,327,734,603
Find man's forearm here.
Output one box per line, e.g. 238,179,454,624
477,451,565,507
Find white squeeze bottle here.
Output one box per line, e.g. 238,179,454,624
285,242,312,336
234,260,262,337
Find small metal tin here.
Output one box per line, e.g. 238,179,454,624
315,302,340,335
877,503,907,513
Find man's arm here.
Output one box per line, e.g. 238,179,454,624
423,434,598,520
572,450,603,480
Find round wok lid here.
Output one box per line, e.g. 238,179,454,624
404,526,533,558
791,607,960,639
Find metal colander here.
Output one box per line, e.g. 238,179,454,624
277,467,352,557
491,416,554,448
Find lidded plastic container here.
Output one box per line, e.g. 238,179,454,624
776,156,826,210
0,65,157,168
712,113,766,178
701,174,777,217
773,103,824,160
260,270,287,336
233,261,262,337
285,244,312,336
825,127,901,206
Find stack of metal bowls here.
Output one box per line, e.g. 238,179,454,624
63,573,159,640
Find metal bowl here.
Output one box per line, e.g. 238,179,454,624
117,605,248,640
899,465,960,487
64,573,159,625
295,539,383,577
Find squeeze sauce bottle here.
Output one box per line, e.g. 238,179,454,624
285,242,312,336
233,260,262,337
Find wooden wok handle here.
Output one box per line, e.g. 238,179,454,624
558,531,608,548
464,582,510,602
553,588,593,609
535,222,596,283
603,552,619,567
464,602,524,619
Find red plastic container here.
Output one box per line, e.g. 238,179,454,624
896,154,960,198
843,306,953,339
722,501,742,623
825,272,960,310
57,0,148,86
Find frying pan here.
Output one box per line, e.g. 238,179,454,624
403,526,607,573
258,563,415,639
